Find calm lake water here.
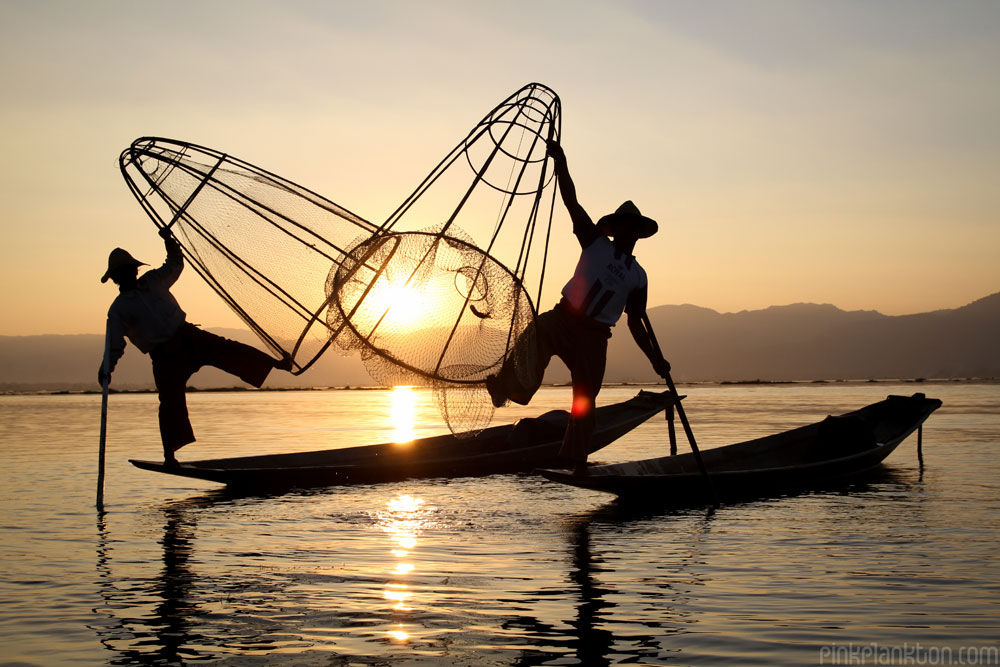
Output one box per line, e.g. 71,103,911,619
1,383,998,666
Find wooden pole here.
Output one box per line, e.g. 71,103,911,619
661,371,717,506
917,424,924,468
97,324,110,510
642,314,717,505
667,401,678,456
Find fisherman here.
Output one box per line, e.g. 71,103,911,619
98,227,292,465
487,139,671,474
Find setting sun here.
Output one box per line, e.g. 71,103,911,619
370,280,426,329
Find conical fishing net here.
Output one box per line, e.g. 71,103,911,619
120,138,378,373
120,83,561,435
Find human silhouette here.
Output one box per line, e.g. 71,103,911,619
487,139,670,474
99,227,292,465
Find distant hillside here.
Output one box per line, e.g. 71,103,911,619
1,292,998,391
603,291,1000,383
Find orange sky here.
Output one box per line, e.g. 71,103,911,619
1,1,998,336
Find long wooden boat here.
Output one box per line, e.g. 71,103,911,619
130,389,674,489
540,393,941,504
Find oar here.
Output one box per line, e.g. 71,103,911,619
641,313,717,506
97,324,110,510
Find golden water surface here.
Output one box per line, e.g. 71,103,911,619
1,383,998,665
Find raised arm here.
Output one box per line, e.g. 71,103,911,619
547,139,598,243
152,226,184,287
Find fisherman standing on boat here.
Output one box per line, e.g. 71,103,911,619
98,227,292,465
487,139,671,474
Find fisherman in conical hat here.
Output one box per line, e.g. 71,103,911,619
487,139,671,475
99,227,292,466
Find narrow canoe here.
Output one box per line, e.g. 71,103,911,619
540,392,942,504
130,389,674,489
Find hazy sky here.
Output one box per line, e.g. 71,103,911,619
1,0,998,335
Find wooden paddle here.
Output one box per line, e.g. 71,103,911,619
641,313,718,506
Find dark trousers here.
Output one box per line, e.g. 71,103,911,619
494,300,611,463
150,323,275,455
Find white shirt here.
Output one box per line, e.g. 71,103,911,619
560,235,647,325
104,242,186,371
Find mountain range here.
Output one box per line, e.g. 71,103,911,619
2,292,997,392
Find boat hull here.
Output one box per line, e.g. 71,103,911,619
131,389,673,489
540,393,942,504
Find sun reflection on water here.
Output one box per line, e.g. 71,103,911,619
380,494,428,632
390,386,416,443
387,628,409,642
382,582,413,610
387,494,424,513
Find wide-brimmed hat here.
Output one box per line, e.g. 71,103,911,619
596,200,658,239
101,248,146,283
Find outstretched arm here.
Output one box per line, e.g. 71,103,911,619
625,287,671,379
547,139,599,244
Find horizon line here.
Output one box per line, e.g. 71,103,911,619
4,289,997,338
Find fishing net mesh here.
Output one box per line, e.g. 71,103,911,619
325,228,539,432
